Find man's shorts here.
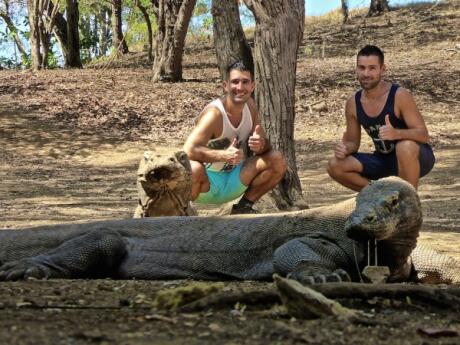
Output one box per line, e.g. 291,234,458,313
195,163,248,204
352,143,435,180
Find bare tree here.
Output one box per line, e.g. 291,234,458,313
341,0,349,23
65,0,82,67
27,0,51,69
93,4,111,57
243,0,307,209
33,0,82,68
368,0,390,17
151,0,196,82
135,0,153,62
111,0,129,55
211,0,253,81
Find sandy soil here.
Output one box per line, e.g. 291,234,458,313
0,1,459,344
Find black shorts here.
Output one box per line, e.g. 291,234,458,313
352,143,435,180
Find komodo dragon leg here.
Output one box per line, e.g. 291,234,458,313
0,229,126,281
273,237,357,284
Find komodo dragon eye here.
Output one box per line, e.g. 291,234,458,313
386,194,399,208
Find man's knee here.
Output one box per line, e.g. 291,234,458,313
327,157,342,178
396,140,419,160
256,150,287,175
190,161,207,184
268,150,287,175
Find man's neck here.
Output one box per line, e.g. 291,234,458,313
223,97,245,118
362,80,390,100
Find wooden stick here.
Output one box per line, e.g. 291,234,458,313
179,282,460,312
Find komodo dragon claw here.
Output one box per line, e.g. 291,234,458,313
288,269,351,285
0,259,52,281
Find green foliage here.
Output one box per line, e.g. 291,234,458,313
0,4,30,67
125,18,149,51
0,55,22,69
189,0,212,42
194,0,209,16
46,48,59,69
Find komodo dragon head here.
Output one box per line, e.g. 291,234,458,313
134,150,194,217
345,177,423,281
345,176,422,241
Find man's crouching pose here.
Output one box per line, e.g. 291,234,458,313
184,61,287,214
328,45,435,191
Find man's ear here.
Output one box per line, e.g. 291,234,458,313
381,63,387,74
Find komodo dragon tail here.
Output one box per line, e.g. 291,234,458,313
411,244,460,284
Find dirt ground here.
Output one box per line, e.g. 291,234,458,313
0,2,459,344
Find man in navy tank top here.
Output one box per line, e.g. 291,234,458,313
184,61,287,214
328,45,435,191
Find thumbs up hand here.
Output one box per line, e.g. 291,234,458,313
249,125,266,154
379,115,398,140
334,132,348,159
224,137,243,165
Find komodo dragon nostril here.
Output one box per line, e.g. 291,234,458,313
365,215,377,223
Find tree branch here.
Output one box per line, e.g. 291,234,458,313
0,9,28,59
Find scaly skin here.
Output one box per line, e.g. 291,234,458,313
345,177,422,281
133,150,196,217
0,177,454,284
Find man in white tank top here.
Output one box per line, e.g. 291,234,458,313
183,61,287,214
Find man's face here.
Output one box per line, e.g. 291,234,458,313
223,69,255,104
356,55,385,90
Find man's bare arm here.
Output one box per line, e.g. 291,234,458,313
379,88,429,143
183,108,243,164
335,96,361,159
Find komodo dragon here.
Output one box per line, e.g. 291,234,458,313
133,150,196,217
0,177,458,284
133,141,230,218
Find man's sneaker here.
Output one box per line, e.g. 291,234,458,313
230,204,260,215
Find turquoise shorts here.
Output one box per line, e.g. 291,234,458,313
195,163,248,204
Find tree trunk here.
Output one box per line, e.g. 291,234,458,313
368,0,390,17
211,0,253,81
27,0,42,69
52,5,69,59
135,0,153,62
243,0,306,210
38,23,51,68
341,0,349,23
111,0,129,55
65,0,82,68
152,0,197,82
93,15,99,56
98,7,111,56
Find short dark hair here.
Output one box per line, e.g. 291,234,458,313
357,45,384,65
226,60,254,80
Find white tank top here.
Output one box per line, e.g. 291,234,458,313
205,98,253,172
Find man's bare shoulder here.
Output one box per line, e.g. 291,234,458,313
395,86,415,102
197,104,223,125
346,93,357,105
345,93,357,116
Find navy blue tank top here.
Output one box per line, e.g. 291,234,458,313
355,83,407,154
